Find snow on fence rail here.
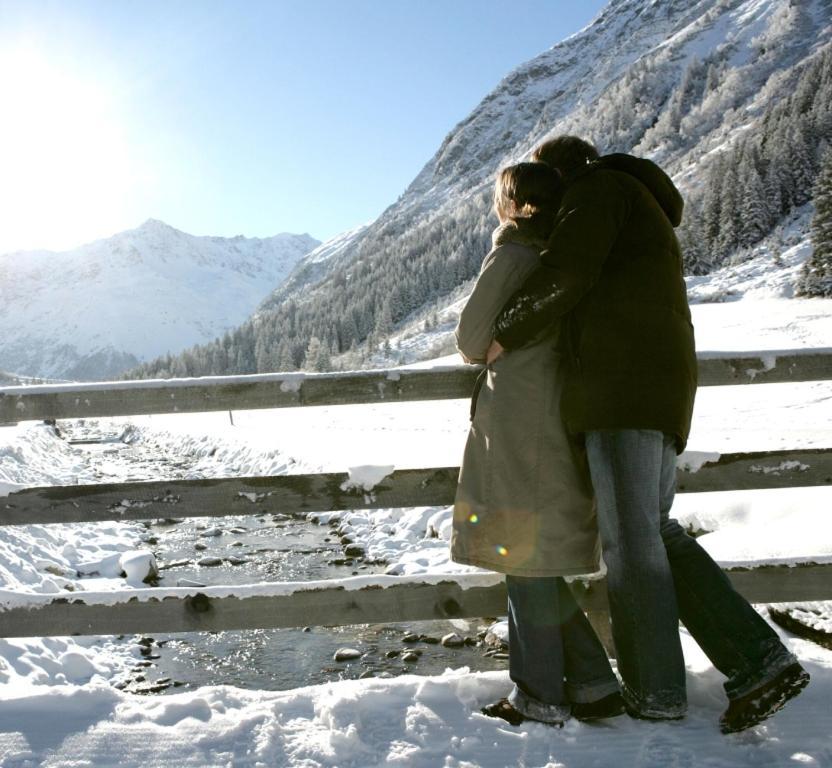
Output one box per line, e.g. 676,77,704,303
2,564,830,640
1,348,831,424
1,350,831,642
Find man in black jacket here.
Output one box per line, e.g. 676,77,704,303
489,136,809,732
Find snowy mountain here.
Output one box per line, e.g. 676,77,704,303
134,0,832,379
0,220,319,380
256,223,370,316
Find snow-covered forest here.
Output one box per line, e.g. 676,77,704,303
679,47,832,276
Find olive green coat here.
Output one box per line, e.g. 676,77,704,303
493,154,697,452
451,221,600,577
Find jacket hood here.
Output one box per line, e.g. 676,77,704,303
593,153,684,227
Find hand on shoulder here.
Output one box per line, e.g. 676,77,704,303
486,340,504,364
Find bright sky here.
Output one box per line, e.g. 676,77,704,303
0,0,609,254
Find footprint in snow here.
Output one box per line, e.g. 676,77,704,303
637,730,695,768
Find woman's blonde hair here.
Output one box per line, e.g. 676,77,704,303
493,162,562,223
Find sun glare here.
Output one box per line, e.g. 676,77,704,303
0,45,137,253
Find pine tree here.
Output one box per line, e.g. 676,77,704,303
716,159,740,256
797,148,832,297
374,298,393,338
303,336,323,371
738,158,770,247
765,158,785,223
704,59,723,94
276,341,295,372
678,218,711,275
788,124,816,207
315,341,332,372
254,334,272,373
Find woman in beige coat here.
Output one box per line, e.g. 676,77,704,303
452,162,622,726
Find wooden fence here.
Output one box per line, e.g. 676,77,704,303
1,348,831,644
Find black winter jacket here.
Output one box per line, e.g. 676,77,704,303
493,154,697,451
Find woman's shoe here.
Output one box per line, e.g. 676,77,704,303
480,698,563,727
481,697,526,725
572,692,625,721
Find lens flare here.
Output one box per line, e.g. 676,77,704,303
495,545,508,557
468,513,479,524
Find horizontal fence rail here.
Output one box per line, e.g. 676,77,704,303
2,348,831,425
2,564,831,639
0,577,508,638
1,449,830,527
695,348,832,386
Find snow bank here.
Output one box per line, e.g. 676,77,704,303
0,422,98,485
0,636,133,690
0,423,158,696
0,521,150,600
1,631,830,767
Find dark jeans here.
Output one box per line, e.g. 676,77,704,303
585,429,796,717
506,574,620,723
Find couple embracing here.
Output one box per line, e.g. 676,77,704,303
450,136,809,733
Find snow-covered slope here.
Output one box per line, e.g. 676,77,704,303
0,220,319,380
402,0,830,209
257,223,370,315
156,0,830,380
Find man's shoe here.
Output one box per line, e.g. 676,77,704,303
480,698,563,727
572,692,626,721
720,662,810,734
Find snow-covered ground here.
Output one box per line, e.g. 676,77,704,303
2,632,831,768
2,286,832,766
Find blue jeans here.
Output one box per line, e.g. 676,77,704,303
506,575,621,723
585,429,797,718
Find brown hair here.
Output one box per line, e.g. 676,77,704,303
493,162,562,223
532,135,599,177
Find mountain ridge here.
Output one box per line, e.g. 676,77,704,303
0,222,319,380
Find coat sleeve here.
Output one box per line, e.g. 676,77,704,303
455,244,539,363
493,172,631,350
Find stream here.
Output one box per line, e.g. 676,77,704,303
61,421,509,695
